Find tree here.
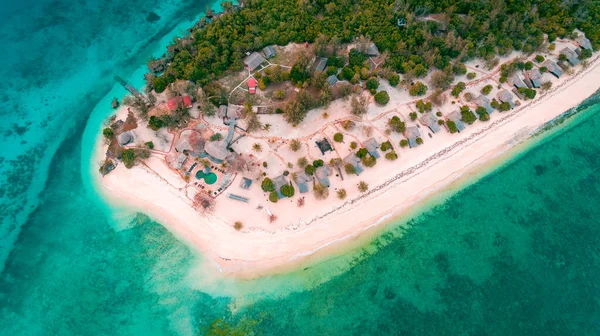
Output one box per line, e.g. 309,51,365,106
388,116,405,133
358,181,369,193
341,67,355,81
305,165,315,175
467,72,476,80
269,191,279,203
399,139,409,147
337,189,347,200
409,82,428,96
534,55,545,63
280,184,295,197
261,178,276,193
447,120,458,134
388,73,400,86
580,49,592,60
356,148,368,158
385,151,398,160
362,155,377,167
209,133,222,141
351,94,368,117
290,139,302,152
344,163,356,175
297,157,308,168
350,141,358,150
102,128,113,138
541,81,552,91
460,106,477,125
274,90,285,100
481,85,493,95
451,82,466,97
284,98,308,126
452,63,467,75
153,77,168,93
121,149,136,169
313,183,329,200
409,112,418,121
365,77,380,91
148,116,164,130
333,133,344,142
313,159,324,168
380,141,392,151
374,91,390,105
431,71,454,89
252,143,262,152
145,141,154,149
234,221,243,230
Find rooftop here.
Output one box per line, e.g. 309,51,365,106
316,138,333,155
314,165,332,187
421,112,441,133
363,138,380,159
313,57,327,72
243,52,265,71
263,45,276,58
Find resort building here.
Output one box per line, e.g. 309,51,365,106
510,73,528,89
239,177,253,190
243,52,265,71
170,153,188,170
576,35,593,50
315,165,332,187
272,175,290,199
363,138,380,159
559,47,581,66
497,90,516,108
167,96,192,111
365,42,380,56
405,126,421,148
542,59,563,78
262,45,276,59
473,95,494,114
512,88,525,100
294,171,311,193
525,68,542,88
118,131,133,146
343,153,364,176
313,57,327,73
247,78,258,94
203,119,237,163
316,138,333,155
326,75,338,86
446,111,466,132
420,112,441,133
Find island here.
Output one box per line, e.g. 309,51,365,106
94,0,600,277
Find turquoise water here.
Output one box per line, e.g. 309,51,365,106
196,170,218,185
3,1,600,334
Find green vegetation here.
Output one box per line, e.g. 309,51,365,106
447,120,458,134
535,55,545,63
344,163,356,175
356,148,369,158
336,188,347,200
362,155,377,167
297,157,308,168
451,82,466,97
313,183,329,200
380,141,392,152
333,133,344,142
289,139,301,152
350,141,358,150
148,116,165,130
121,149,136,169
409,82,428,96
365,77,379,91
452,63,467,75
145,141,154,149
385,151,398,161
409,112,418,121
481,85,493,95
518,87,537,100
210,133,222,141
467,72,476,80
388,73,400,87
388,116,405,133
460,106,477,125
102,128,114,138
261,178,275,192
416,100,432,113
313,159,324,168
280,184,295,197
358,181,369,193
374,91,390,105
416,137,423,145
399,139,409,148
305,164,315,175
269,191,279,203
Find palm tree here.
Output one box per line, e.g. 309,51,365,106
358,181,369,193
290,139,302,152
253,143,262,152
313,183,329,200
337,189,347,200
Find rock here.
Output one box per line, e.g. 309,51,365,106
112,98,119,109
147,12,160,22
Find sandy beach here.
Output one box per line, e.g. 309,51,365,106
94,53,600,278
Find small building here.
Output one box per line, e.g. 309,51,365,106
343,153,364,176
473,95,494,114
204,119,237,163
559,47,581,66
272,175,289,199
512,88,525,100
294,171,311,193
170,153,187,170
576,35,593,50
315,165,332,187
510,73,528,89
316,138,333,155
365,42,380,56
404,126,421,148
446,111,466,132
262,45,276,59
497,89,516,108
167,96,192,110
118,131,133,146
247,78,258,94
313,57,327,73
326,75,338,86
363,138,380,159
243,52,265,71
525,68,542,88
542,59,563,78
420,112,441,133
239,177,253,190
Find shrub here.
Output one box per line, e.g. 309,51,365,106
385,151,398,161
452,63,467,75
148,116,165,130
121,149,136,168
350,141,358,150
476,106,487,116
467,72,476,80
274,90,285,100
460,106,477,125
269,191,279,203
451,82,466,97
305,164,315,175
153,77,167,93
145,141,154,149
365,77,380,91
289,139,302,152
499,76,507,83
333,133,344,142
261,178,275,192
297,157,308,168
388,116,405,133
358,181,369,193
409,82,428,96
447,120,458,134
209,133,222,141
416,100,432,113
437,119,445,125
362,155,377,167
337,189,347,200
374,91,390,105
534,55,545,63
479,113,490,121
524,61,534,70
380,141,392,151
481,85,493,95
234,221,243,230
341,66,355,81
399,139,409,147
409,112,418,121
416,137,423,145
436,111,442,117
388,73,400,86
313,159,324,168
280,184,295,197
518,87,537,100
102,128,113,138
344,163,356,175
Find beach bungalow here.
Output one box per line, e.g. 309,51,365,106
365,42,380,56
262,45,276,59
316,138,333,155
497,90,516,108
343,153,364,176
326,75,338,86
247,78,258,94
363,138,380,159
167,95,192,110
404,126,421,148
542,59,563,78
243,52,265,71
576,35,593,50
315,165,333,187
272,175,290,199
512,88,525,100
204,119,237,163
446,111,466,132
525,68,542,88
510,73,529,89
313,57,328,73
473,95,494,114
170,153,187,170
293,171,311,193
559,47,580,66
239,177,253,190
420,112,441,133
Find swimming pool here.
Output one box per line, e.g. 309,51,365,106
195,170,218,185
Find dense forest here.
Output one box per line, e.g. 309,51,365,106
151,0,600,90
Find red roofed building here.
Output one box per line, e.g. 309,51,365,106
247,78,257,94
167,96,192,110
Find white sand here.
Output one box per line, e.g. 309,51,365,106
94,55,600,278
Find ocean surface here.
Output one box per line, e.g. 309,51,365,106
2,1,600,335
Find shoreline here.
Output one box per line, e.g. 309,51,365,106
93,55,600,279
